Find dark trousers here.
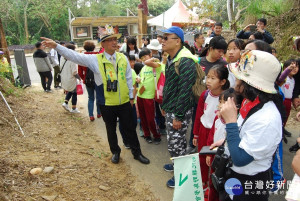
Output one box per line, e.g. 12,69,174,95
53,65,60,87
228,169,270,201
155,101,166,129
65,89,77,105
100,102,141,156
38,71,52,91
189,103,197,148
283,98,291,126
119,104,137,145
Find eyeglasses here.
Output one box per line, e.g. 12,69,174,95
105,38,118,42
163,36,179,41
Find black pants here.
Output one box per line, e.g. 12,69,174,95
228,169,271,201
100,102,141,156
155,101,166,129
38,71,52,91
65,89,77,106
53,65,60,87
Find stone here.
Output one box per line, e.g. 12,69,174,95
30,168,42,175
43,167,54,173
50,149,58,153
41,195,57,201
99,185,110,191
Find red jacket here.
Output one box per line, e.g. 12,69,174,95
193,90,208,137
78,48,104,83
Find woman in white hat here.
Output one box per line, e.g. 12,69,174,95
218,50,284,201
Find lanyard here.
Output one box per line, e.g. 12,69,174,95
102,54,119,80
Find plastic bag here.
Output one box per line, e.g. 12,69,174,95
155,72,165,104
76,81,84,95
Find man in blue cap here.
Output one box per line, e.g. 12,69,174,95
159,26,197,187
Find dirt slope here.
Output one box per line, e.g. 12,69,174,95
0,77,158,201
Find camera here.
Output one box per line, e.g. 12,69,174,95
249,25,257,32
211,145,232,192
107,80,118,92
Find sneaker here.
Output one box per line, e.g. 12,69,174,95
90,116,95,121
289,142,300,153
186,146,197,154
166,176,175,188
145,136,153,143
70,108,80,113
269,178,286,194
153,137,161,145
163,163,174,172
62,103,69,111
45,89,53,93
139,129,144,137
97,114,102,118
283,128,292,137
159,128,167,135
124,143,130,149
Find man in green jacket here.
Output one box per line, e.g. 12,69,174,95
159,26,197,188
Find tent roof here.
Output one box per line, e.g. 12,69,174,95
147,0,215,28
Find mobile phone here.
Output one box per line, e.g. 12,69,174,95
199,146,218,155
249,25,257,32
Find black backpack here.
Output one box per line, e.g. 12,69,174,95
85,68,95,88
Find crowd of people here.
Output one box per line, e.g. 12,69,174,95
30,17,300,201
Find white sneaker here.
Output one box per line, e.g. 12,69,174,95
62,103,69,111
70,108,80,113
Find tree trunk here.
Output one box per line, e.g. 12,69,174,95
24,0,29,44
227,0,233,29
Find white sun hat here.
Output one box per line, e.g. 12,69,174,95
229,50,281,94
147,39,162,50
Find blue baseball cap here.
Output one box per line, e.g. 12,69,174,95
159,26,184,43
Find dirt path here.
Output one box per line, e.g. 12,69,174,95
0,81,159,201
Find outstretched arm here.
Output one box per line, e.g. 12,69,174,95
41,37,99,74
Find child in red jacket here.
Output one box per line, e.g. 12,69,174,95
193,65,230,190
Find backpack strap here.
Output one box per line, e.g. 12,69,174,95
240,102,265,129
174,58,181,75
60,59,67,73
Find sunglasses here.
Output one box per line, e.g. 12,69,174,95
163,36,179,41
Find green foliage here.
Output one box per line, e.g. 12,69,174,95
246,0,293,17
1,0,173,45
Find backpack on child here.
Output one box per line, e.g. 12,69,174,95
174,57,206,102
85,68,95,88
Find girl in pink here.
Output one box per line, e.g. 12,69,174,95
193,64,230,189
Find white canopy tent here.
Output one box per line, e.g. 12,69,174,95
147,0,213,28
